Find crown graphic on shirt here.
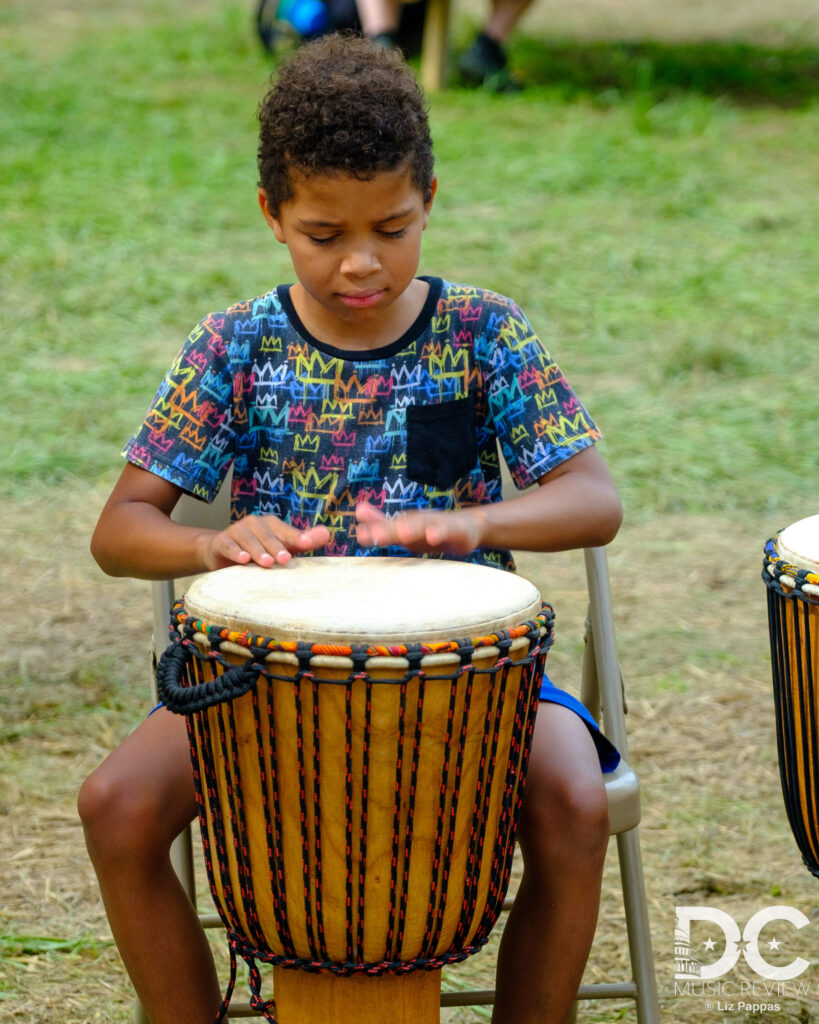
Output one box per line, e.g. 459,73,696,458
228,301,252,317
390,452,407,471
430,313,451,334
348,459,380,483
147,429,174,453
319,453,345,472
331,427,357,447
450,327,474,348
249,404,290,431
534,388,559,412
363,434,391,456
325,539,349,556
199,370,232,405
226,337,251,362
294,434,321,454
390,363,425,389
497,316,536,351
517,366,543,392
179,423,208,452
287,341,309,360
511,424,530,445
292,466,337,493
288,404,317,428
260,334,282,352
205,332,227,358
169,452,199,475
458,302,483,322
233,370,255,395
383,477,419,503
296,348,341,382
356,486,386,509
534,411,591,443
320,398,354,418
185,348,208,373
198,401,227,430
259,447,279,464
167,356,197,387
332,374,374,402
253,361,292,387
233,475,259,498
427,347,469,377
129,443,152,465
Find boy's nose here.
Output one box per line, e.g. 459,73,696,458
340,246,381,277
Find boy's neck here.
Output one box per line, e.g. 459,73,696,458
289,278,430,353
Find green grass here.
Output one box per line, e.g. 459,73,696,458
2,0,818,524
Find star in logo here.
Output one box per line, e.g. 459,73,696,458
703,938,717,951
768,937,782,951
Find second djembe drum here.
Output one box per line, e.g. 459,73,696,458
157,556,553,1023
763,514,819,878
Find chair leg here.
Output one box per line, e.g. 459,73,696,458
170,827,196,903
616,828,661,1024
420,0,449,91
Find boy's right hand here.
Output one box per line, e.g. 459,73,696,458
203,516,331,571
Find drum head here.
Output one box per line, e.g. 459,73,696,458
778,515,819,576
183,557,542,643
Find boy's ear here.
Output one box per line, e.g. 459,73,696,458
422,176,438,228
258,188,285,243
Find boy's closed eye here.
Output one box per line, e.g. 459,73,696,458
308,227,408,246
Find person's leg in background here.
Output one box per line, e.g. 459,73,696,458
459,0,535,91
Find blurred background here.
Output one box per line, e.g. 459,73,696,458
1,1,817,1021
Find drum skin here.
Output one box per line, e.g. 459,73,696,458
763,516,819,878
158,558,552,1023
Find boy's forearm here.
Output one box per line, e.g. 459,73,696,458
91,501,214,581
470,449,623,554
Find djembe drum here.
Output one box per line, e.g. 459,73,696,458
156,557,553,1023
763,515,819,878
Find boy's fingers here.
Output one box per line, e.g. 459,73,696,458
355,501,386,523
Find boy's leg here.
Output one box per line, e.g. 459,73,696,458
491,703,609,1024
78,707,223,1024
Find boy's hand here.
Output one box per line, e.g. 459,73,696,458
203,515,331,570
355,501,486,556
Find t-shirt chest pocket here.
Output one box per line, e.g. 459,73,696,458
405,395,479,490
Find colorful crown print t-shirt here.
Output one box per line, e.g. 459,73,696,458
124,277,601,571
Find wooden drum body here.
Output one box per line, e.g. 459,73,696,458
763,515,819,878
157,557,553,1023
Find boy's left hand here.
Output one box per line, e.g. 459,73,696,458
355,501,486,556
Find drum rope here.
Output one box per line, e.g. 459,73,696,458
154,604,554,1015
764,556,819,879
387,678,410,957
456,659,504,948
254,685,295,956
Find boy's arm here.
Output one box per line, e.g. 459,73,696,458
354,446,622,556
91,463,330,580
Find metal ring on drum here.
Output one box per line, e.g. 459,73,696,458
156,556,554,1024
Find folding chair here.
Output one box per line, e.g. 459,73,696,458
139,488,659,1023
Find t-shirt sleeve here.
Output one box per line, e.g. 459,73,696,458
479,299,601,489
122,313,235,502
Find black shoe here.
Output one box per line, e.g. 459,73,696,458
370,30,399,49
458,32,523,92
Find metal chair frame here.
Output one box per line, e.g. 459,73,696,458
138,492,660,1023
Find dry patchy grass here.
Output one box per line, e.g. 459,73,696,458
1,487,817,1022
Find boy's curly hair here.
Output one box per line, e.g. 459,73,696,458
258,34,434,213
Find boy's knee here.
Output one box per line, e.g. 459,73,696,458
519,767,609,862
78,765,164,860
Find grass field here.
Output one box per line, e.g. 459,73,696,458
1,1,818,1022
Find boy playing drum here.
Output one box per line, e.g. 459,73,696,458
80,34,622,1024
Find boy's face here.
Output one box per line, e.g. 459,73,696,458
259,165,436,349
